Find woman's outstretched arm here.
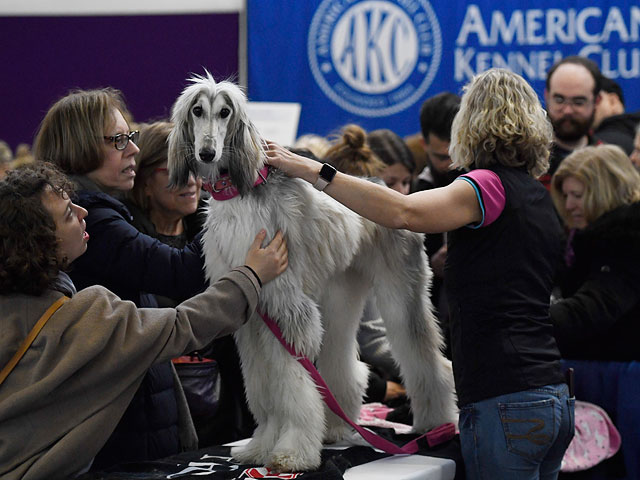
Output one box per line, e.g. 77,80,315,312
266,141,481,234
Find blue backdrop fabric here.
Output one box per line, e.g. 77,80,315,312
247,0,640,140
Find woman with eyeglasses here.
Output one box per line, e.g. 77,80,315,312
32,88,257,470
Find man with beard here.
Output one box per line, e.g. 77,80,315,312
540,56,603,189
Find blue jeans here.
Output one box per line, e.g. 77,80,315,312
459,384,575,480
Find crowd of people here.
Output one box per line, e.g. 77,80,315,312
1,54,640,480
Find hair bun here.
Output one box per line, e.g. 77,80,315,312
324,124,385,177
342,124,366,150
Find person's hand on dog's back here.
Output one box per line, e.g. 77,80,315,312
244,230,288,285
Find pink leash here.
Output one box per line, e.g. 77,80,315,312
258,311,456,454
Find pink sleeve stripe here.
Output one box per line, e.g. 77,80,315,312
458,169,506,228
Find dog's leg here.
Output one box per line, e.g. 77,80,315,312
267,295,327,472
373,246,458,432
377,287,458,431
233,298,327,472
355,227,457,432
315,269,371,444
230,319,279,465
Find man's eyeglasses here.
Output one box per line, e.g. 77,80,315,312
103,130,140,151
549,95,593,110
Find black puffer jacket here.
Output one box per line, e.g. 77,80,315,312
551,202,640,361
70,178,207,305
69,177,206,469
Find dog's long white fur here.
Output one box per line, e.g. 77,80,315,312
168,71,458,472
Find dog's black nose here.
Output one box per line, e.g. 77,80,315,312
199,149,216,163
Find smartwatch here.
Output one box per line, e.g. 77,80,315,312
313,163,337,191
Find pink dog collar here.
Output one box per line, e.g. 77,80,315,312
204,166,270,200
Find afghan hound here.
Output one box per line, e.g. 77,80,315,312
167,71,457,472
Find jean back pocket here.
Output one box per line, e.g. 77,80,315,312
499,398,556,460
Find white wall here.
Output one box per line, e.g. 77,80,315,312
0,0,243,16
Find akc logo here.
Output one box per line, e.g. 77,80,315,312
308,0,442,117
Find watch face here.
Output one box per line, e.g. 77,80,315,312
320,163,337,182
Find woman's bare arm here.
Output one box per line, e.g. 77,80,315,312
266,141,481,234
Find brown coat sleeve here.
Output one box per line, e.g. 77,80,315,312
0,267,260,480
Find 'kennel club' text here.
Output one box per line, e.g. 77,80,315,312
456,5,640,81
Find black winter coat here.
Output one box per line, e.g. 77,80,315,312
551,202,640,361
594,111,640,155
71,186,207,305
69,179,207,468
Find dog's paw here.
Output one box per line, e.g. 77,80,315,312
323,424,356,445
231,443,270,465
267,449,321,473
325,426,371,448
412,404,459,433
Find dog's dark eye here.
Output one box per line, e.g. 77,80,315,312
220,108,231,119
192,105,203,117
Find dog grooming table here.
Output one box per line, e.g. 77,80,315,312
76,436,459,480
227,438,457,480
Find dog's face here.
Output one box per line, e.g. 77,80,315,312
190,91,233,166
168,73,265,196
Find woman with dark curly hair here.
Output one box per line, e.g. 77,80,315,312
0,163,287,480
0,164,75,294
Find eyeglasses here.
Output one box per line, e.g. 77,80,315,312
153,167,168,174
548,95,593,110
103,130,140,151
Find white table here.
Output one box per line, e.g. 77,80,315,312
226,439,456,480
343,454,455,480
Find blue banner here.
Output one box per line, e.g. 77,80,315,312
247,1,640,139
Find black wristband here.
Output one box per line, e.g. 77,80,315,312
244,265,263,288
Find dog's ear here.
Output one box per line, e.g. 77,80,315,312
167,84,200,188
222,87,267,196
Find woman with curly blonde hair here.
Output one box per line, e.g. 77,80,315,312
267,68,573,479
450,68,552,179
550,145,640,361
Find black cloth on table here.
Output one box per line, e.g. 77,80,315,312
78,427,464,480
